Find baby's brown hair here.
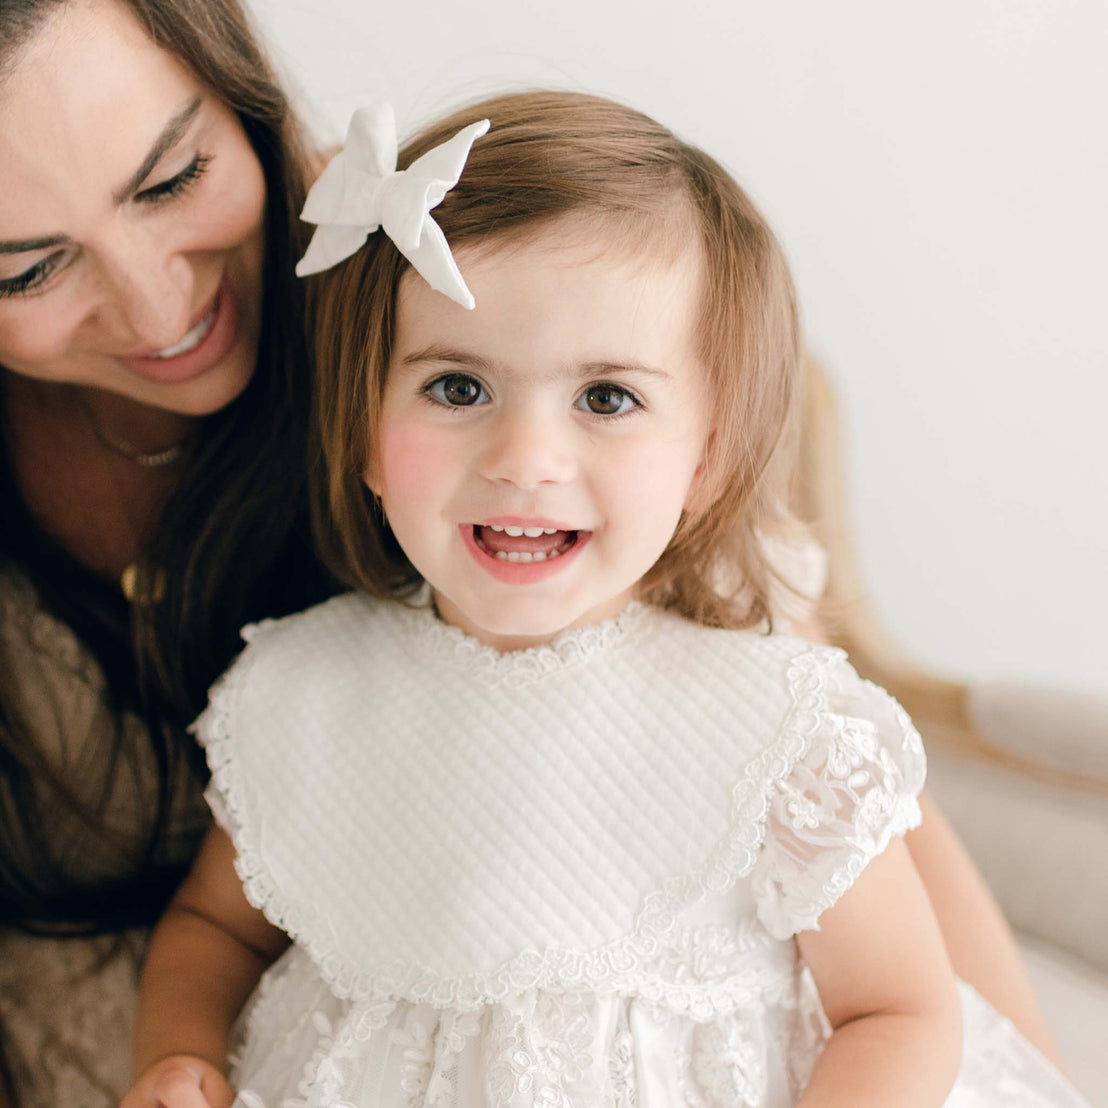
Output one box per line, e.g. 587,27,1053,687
308,90,801,630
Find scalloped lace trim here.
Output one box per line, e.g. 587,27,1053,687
200,638,907,1013
402,593,654,688
243,594,654,689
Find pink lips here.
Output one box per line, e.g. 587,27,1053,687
116,276,238,385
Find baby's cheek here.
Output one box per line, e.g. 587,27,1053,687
374,421,451,501
612,442,701,513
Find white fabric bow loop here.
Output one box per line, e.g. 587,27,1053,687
296,103,490,309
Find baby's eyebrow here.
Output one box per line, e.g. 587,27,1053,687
579,360,671,382
399,345,493,373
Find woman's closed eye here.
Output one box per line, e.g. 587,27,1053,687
136,153,213,205
423,372,490,408
574,382,642,419
0,155,215,301
0,252,68,300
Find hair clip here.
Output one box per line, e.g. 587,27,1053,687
296,102,489,309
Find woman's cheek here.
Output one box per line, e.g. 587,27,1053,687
0,292,85,366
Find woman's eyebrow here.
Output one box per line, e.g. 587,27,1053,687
0,233,67,256
0,97,206,254
112,94,204,204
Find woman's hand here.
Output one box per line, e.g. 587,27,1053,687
121,1054,235,1108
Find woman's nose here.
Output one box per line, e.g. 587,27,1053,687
478,407,577,489
94,234,194,352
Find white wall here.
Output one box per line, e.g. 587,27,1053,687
247,0,1107,695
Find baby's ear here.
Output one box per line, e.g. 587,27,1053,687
683,428,717,517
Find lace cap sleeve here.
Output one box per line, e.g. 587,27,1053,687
752,653,926,940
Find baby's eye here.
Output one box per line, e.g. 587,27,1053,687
425,373,489,407
575,383,640,417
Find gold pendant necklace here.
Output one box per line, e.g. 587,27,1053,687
77,394,178,603
120,562,167,604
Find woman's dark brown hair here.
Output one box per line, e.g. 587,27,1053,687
309,90,801,631
0,0,335,933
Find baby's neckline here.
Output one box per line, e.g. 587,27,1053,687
392,588,654,687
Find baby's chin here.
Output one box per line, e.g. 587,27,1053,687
431,589,631,653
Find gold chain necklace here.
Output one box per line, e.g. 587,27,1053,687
83,407,188,468
78,395,177,602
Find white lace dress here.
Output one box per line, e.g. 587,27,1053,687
195,592,1089,1108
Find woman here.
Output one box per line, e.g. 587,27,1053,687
0,1,1059,1105
0,0,335,1103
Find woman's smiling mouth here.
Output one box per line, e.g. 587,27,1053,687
149,304,217,358
116,276,239,385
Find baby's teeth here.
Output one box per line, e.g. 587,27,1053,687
483,525,562,535
531,551,547,562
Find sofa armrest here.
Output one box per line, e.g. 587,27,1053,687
968,681,1108,783
925,747,1108,976
1019,933,1108,1105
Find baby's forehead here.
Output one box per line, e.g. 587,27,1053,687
451,206,704,283
391,219,711,401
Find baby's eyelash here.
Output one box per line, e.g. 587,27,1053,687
575,382,645,421
136,154,213,205
0,253,64,300
420,373,490,410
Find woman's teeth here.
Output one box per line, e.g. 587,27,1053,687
151,306,216,359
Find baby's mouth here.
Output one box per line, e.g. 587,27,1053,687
472,524,581,564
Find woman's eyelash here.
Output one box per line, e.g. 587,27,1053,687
136,154,213,204
0,253,64,300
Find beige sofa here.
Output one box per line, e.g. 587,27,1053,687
796,362,1108,1105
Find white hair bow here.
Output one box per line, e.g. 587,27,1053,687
295,103,490,309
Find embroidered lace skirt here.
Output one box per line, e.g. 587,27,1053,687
229,946,1090,1108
